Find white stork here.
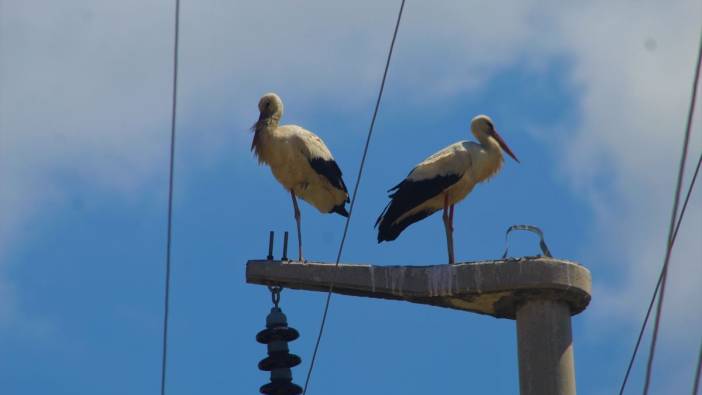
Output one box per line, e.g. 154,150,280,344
251,92,350,261
375,115,519,264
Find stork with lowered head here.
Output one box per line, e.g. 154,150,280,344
251,93,350,261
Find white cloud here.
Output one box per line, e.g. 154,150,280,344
553,0,702,336
0,0,175,327
1,1,701,390
547,3,702,390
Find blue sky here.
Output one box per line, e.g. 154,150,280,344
1,1,701,394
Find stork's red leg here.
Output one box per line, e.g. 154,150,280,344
449,204,455,233
290,191,303,261
442,193,455,264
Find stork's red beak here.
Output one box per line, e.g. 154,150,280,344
492,130,520,163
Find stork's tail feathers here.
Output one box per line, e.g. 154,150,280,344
375,192,435,243
376,208,434,243
330,203,349,217
376,173,462,242
374,201,390,228
375,202,392,243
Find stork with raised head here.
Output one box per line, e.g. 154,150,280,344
251,93,350,261
375,115,519,264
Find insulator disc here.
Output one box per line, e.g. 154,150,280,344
256,327,300,344
259,380,303,395
258,352,301,371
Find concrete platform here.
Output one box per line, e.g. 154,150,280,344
245,257,591,319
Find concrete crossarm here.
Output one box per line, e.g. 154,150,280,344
246,257,591,319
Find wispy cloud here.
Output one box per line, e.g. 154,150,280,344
1,3,701,391
554,1,702,336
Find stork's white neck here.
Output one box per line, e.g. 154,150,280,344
473,135,504,182
257,117,279,131
251,119,279,164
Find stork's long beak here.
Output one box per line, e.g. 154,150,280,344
492,130,520,163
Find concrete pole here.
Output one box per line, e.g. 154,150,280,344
516,299,576,395
246,257,591,395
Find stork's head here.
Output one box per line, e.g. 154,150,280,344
471,115,519,163
258,92,284,122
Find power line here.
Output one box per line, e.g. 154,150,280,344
301,1,406,393
160,0,180,394
693,340,702,395
641,27,702,395
618,150,702,395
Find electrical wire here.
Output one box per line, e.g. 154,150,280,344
160,0,180,394
693,340,702,395
641,27,702,395
618,151,702,395
301,1,406,393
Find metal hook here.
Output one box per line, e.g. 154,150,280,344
502,224,552,259
267,285,282,308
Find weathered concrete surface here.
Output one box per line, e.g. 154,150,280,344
245,257,591,319
517,299,576,395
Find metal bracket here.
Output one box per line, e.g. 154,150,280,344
502,224,552,259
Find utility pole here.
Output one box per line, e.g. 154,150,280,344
246,257,591,395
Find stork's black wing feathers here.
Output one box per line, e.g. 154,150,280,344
309,157,350,202
376,173,462,242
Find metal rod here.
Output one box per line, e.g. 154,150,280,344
282,231,289,261
267,231,274,261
